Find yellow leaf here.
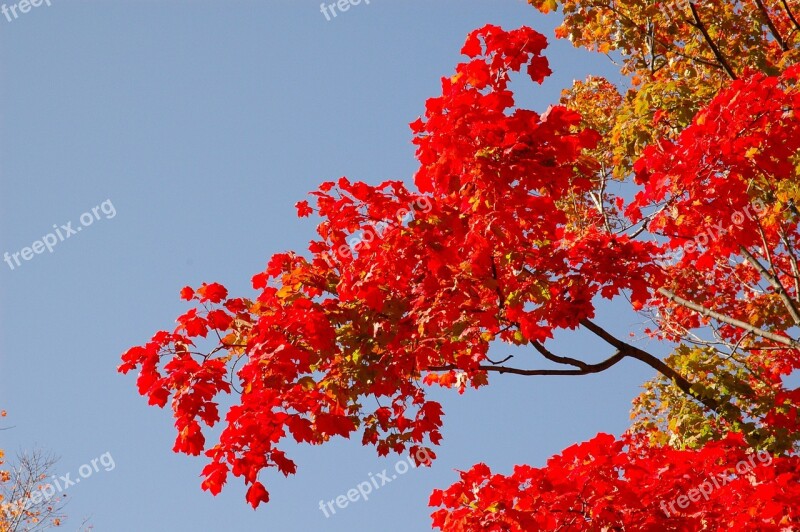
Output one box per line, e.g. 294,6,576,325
530,0,558,13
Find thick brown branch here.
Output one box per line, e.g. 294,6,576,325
688,2,738,79
430,320,721,413
532,341,593,370
427,350,626,377
754,0,789,50
658,287,798,347
579,319,720,411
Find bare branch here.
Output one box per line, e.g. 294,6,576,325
429,319,722,414
1,450,68,532
579,318,720,411
531,341,593,370
485,355,514,365
426,350,626,377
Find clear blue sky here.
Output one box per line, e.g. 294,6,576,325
0,2,661,530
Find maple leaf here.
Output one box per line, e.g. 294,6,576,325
196,282,228,303
295,200,313,218
245,481,270,509
314,413,356,438
200,461,229,496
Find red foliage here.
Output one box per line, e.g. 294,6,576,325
119,24,800,529
430,432,800,531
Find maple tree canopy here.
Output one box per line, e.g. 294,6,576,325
121,1,800,529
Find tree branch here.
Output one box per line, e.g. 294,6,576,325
429,319,721,414
780,0,800,32
658,287,799,347
427,350,626,377
754,0,789,50
688,2,738,79
605,3,726,72
739,245,800,326
779,229,800,298
531,341,593,370
579,318,720,411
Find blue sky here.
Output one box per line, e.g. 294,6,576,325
0,2,660,530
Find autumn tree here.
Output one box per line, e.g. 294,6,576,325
121,1,800,529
